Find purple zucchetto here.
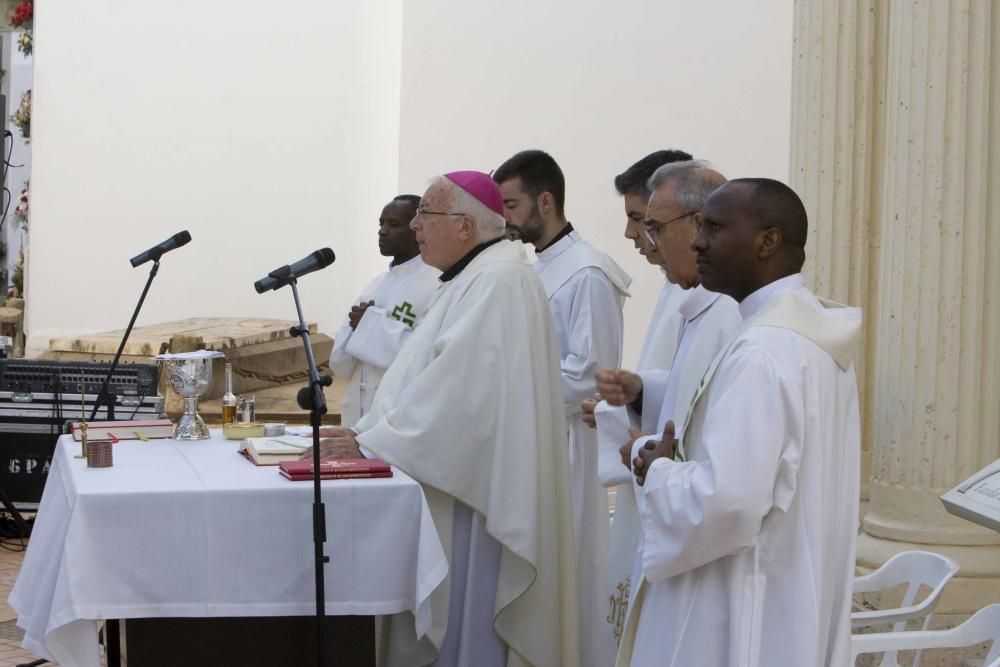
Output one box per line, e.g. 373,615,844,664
444,171,505,217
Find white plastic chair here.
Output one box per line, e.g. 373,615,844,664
852,550,960,666
852,603,1000,666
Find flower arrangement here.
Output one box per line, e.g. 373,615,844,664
11,90,29,140
13,182,28,229
10,0,32,56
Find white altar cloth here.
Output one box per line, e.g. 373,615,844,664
9,431,448,667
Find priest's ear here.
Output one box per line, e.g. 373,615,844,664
537,191,555,216
456,214,476,241
756,226,782,260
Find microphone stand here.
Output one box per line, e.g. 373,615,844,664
89,260,160,421
86,257,164,664
286,277,331,667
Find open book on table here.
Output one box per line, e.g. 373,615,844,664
239,435,312,466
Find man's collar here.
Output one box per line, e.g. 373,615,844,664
678,284,721,322
739,273,806,320
389,254,423,271
439,236,504,282
537,222,574,253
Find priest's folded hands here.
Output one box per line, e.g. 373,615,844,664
348,299,376,331
619,426,645,470
299,427,364,460
630,420,677,486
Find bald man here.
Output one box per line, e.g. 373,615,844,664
615,179,862,666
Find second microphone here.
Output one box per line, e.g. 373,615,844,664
254,248,336,293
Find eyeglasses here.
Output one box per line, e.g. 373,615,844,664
415,207,466,220
642,211,698,247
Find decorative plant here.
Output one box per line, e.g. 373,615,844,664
10,89,29,140
11,248,23,298
13,181,28,229
9,0,32,56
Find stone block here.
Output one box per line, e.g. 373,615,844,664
43,317,333,400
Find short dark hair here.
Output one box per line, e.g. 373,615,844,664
493,149,566,217
730,178,808,269
393,194,421,207
392,194,421,216
614,149,693,199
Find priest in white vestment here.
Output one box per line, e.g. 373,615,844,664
495,149,630,667
616,179,862,667
581,151,693,638
596,273,684,643
330,195,440,427
315,171,579,667
591,161,740,644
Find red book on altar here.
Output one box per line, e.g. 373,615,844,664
278,458,393,481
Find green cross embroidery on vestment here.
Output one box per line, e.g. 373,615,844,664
391,301,417,328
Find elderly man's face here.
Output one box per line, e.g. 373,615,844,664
411,182,466,271
645,183,700,289
623,192,663,266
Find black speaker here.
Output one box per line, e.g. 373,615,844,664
0,421,62,509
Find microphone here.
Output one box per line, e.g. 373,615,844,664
130,231,192,267
254,248,336,293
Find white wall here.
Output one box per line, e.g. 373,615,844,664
26,0,792,366
26,0,403,353
397,0,793,366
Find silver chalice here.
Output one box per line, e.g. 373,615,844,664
161,357,214,440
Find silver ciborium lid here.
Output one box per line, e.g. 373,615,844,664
154,350,224,440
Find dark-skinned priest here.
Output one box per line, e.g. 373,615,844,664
615,179,862,666
330,194,440,427
310,171,579,667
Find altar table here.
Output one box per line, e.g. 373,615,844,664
9,431,447,667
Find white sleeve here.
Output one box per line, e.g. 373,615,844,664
629,434,658,518
636,343,803,582
329,321,356,379
344,306,414,370
595,401,634,487
330,275,385,376
560,267,625,416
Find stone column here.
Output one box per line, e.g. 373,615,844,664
791,0,1000,615
860,0,1000,613
790,0,886,502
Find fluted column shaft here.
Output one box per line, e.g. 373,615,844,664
864,0,1000,550
791,0,1000,614
790,0,885,500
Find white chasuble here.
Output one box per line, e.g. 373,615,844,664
616,276,862,667
354,239,580,667
330,255,440,427
534,229,631,667
597,277,687,646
